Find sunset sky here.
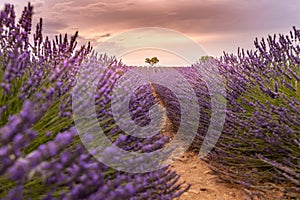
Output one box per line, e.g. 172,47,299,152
4,0,300,66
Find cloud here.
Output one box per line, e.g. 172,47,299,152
2,0,300,56
54,0,300,56
42,20,69,34
46,0,300,35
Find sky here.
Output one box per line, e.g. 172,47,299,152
3,0,300,66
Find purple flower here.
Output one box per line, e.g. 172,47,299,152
8,158,29,180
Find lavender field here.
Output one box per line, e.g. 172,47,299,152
0,3,299,200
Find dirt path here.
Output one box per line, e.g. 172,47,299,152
171,152,248,200
149,82,248,200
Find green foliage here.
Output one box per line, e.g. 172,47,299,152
145,57,159,66
199,56,214,62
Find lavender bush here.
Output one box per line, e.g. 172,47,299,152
0,3,188,199
205,28,300,198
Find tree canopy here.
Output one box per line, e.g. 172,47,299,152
145,57,159,66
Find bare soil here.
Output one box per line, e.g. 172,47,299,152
171,152,248,200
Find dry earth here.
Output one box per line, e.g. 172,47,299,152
171,152,248,200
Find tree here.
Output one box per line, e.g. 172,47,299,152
199,56,214,62
145,57,159,67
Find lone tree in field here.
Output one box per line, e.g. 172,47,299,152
145,57,159,67
199,55,214,62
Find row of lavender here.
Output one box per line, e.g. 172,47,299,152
149,29,300,198
210,29,300,198
171,30,300,198
0,3,187,199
